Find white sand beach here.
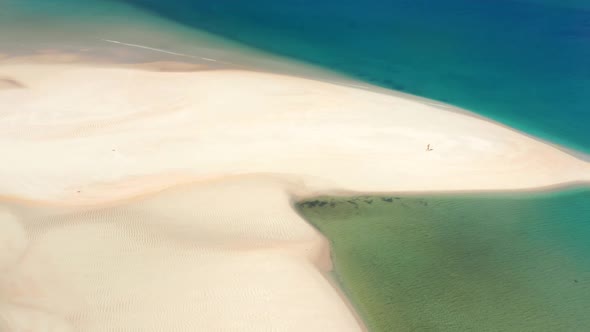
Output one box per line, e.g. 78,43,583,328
1,59,589,331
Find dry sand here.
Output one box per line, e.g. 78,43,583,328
1,177,362,331
0,60,588,331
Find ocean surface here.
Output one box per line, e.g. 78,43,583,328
298,189,590,331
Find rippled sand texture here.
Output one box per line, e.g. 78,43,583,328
0,177,362,331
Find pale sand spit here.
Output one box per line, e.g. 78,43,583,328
0,61,588,331
0,63,588,203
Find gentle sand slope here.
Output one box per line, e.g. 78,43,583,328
0,177,362,331
0,61,588,330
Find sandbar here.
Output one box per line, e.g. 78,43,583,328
0,58,588,331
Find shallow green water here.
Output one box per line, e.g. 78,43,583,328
297,189,590,331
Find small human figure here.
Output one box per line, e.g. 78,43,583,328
426,144,433,151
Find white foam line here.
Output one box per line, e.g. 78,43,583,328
345,83,370,89
426,102,451,109
324,80,370,90
100,39,232,65
101,39,197,58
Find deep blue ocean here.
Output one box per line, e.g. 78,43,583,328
121,0,590,154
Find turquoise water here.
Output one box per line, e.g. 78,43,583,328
120,0,590,154
298,188,590,331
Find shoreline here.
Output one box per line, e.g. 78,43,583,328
0,173,588,209
3,50,590,163
4,50,589,161
322,271,369,332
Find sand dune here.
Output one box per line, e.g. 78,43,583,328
0,60,588,330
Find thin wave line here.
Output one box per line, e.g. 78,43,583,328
101,39,196,58
324,80,370,90
100,39,231,64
